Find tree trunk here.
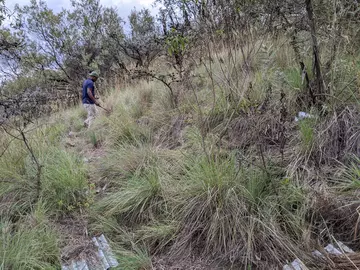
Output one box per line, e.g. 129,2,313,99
305,0,326,105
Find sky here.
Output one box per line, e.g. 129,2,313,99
6,0,159,26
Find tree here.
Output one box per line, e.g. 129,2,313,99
0,85,53,202
97,7,128,76
111,8,162,70
0,0,24,80
129,8,155,38
12,0,127,84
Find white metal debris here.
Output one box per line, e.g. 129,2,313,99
283,240,353,269
295,111,314,122
324,244,343,255
97,234,119,267
72,259,89,270
92,236,111,269
283,258,308,270
61,234,119,270
311,250,323,258
336,241,354,254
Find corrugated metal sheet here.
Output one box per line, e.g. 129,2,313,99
97,234,119,267
61,234,119,270
92,237,111,269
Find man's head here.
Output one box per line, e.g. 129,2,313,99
89,71,99,82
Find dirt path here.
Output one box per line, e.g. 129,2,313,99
59,128,108,267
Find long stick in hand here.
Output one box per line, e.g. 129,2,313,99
96,103,110,113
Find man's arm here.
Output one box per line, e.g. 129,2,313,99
87,88,99,105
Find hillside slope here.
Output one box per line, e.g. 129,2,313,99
1,43,360,269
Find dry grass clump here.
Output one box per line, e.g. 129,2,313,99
327,252,360,269
285,106,360,181
154,115,189,149
169,155,309,268
96,142,183,186
94,168,171,226
226,112,285,150
135,221,178,254
0,204,60,269
92,147,315,267
318,106,360,162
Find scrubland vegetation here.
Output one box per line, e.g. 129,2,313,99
1,0,360,269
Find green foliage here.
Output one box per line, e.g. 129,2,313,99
112,119,150,146
3,0,360,268
117,248,152,270
8,145,90,214
78,106,89,120
39,122,66,145
173,155,306,262
96,141,183,198
129,8,155,38
0,176,36,217
91,91,142,144
94,168,167,225
11,0,125,81
0,121,83,216
38,148,89,213
0,139,34,216
165,29,189,56
0,137,26,178
283,66,303,92
336,156,360,192
1,75,38,96
89,131,99,148
135,221,178,251
69,114,85,132
330,55,360,104
98,144,157,181
299,118,316,153
0,204,60,270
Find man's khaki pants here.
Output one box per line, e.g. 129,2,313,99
83,104,97,128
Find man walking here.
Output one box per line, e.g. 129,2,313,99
82,71,99,128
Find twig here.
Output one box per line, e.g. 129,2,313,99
2,125,42,201
0,135,17,158
134,70,179,110
258,144,269,177
19,129,42,201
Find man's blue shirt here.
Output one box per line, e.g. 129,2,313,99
82,79,95,104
